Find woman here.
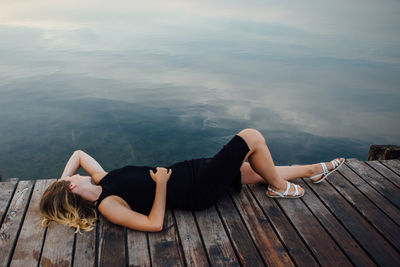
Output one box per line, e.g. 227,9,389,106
40,128,344,233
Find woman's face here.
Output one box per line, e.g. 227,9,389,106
60,174,92,191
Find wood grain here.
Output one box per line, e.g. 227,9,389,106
232,186,294,267
327,169,400,250
275,182,352,266
380,159,400,176
367,160,400,188
338,163,400,225
11,179,55,267
306,169,400,265
74,224,96,267
40,216,75,267
97,214,126,267
249,183,319,267
195,205,239,266
0,180,34,267
297,178,376,267
216,193,265,266
127,227,151,266
173,209,209,267
346,160,400,208
148,209,184,266
0,179,18,228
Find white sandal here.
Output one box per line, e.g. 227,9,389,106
305,158,345,184
267,181,304,198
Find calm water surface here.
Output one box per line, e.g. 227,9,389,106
1,0,399,179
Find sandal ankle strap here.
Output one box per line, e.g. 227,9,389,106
268,181,291,197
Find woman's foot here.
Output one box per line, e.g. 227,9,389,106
307,158,345,183
267,181,305,198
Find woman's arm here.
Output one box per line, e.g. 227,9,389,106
61,151,81,177
61,150,106,179
147,179,167,229
99,167,172,232
99,181,167,232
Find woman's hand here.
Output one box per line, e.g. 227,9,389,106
149,167,172,184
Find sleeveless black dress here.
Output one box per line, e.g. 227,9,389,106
95,135,249,214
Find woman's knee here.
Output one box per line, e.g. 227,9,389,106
237,128,266,149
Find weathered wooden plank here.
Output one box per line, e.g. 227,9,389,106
0,180,18,228
73,225,96,267
296,179,376,267
195,205,239,266
0,180,34,267
127,228,151,266
249,184,318,266
40,218,75,266
148,209,184,266
232,186,294,267
367,145,400,160
11,179,55,267
346,160,400,208
381,159,400,176
329,167,400,250
345,160,400,208
306,171,400,265
275,186,352,266
367,160,400,188
97,215,125,267
216,193,265,266
339,164,400,226
173,209,209,267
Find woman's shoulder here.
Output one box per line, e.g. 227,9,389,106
97,195,131,213
92,171,109,184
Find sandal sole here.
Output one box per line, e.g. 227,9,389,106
266,191,305,199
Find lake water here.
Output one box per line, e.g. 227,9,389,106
1,0,399,180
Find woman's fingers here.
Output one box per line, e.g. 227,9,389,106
150,167,172,183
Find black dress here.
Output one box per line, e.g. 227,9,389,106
95,134,250,214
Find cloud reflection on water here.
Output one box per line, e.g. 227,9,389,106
0,0,399,179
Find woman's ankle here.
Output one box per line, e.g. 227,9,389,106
307,164,317,177
270,180,288,190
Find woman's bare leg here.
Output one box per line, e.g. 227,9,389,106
240,156,345,185
237,128,304,195
240,162,313,184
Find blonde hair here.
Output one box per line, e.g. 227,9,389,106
40,180,97,233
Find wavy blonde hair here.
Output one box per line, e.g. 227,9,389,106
40,180,97,233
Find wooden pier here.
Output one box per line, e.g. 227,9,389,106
1,159,400,266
